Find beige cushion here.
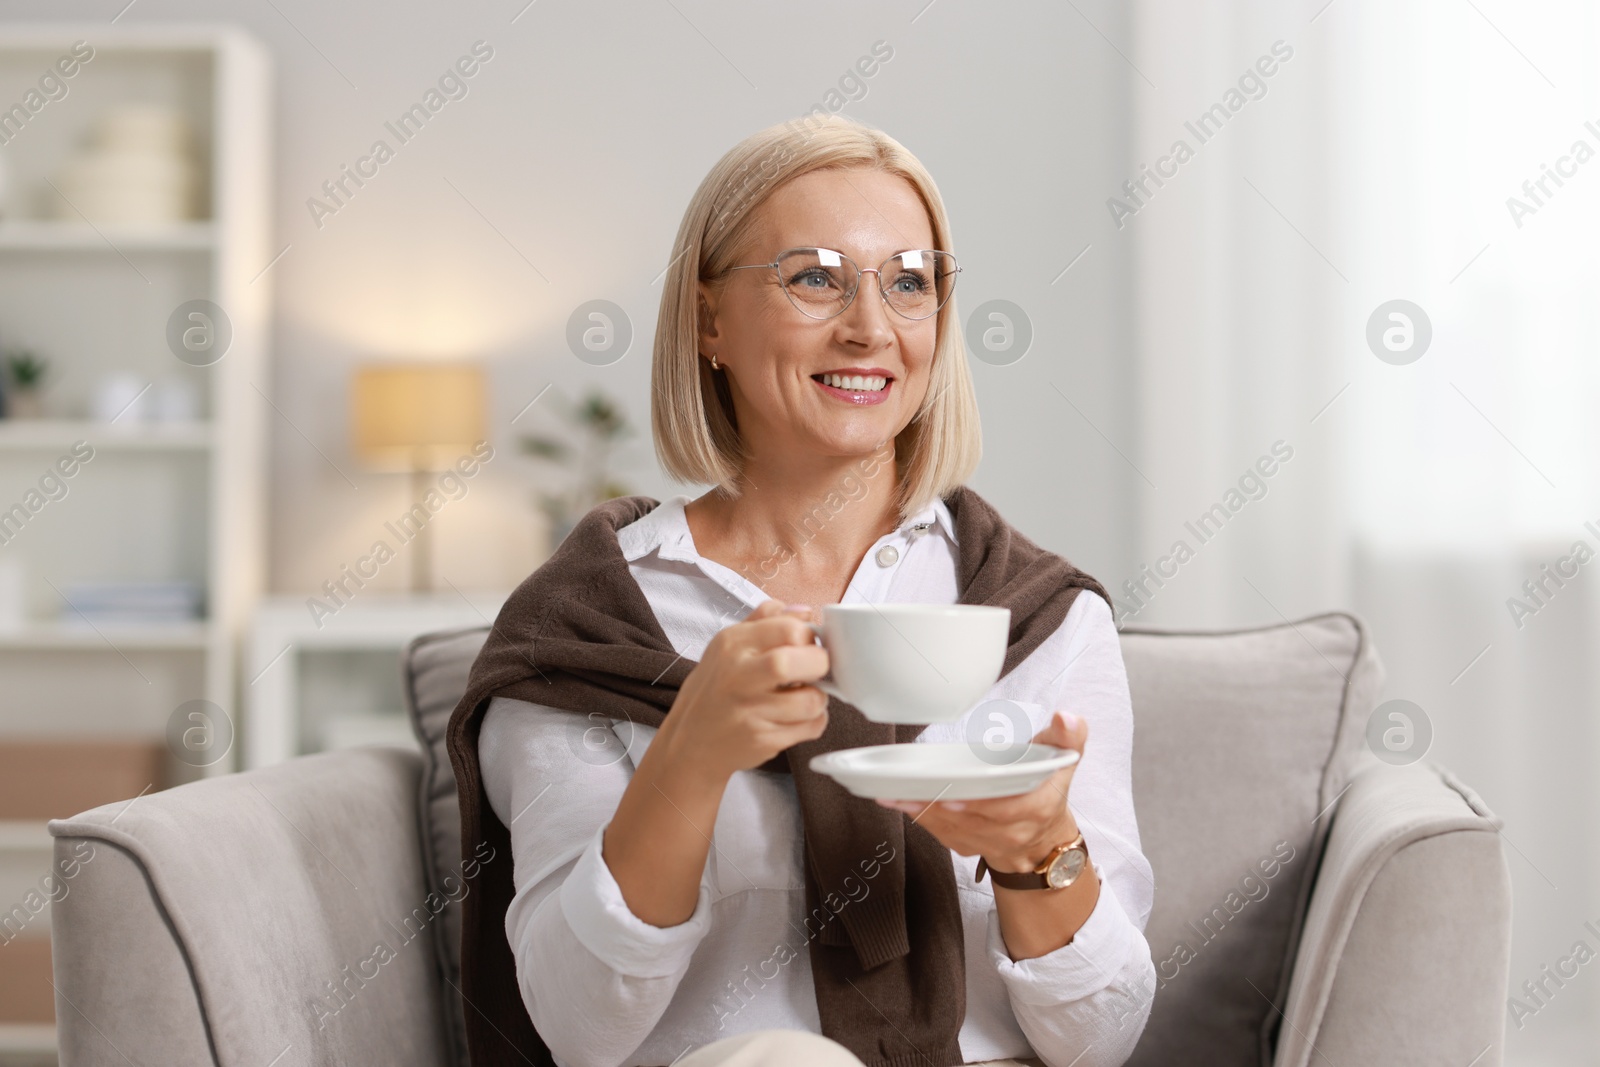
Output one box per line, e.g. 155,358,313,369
406,627,490,1067
1120,612,1383,1066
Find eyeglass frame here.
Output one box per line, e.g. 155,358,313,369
721,246,962,321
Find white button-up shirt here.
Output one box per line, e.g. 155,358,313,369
479,495,1156,1067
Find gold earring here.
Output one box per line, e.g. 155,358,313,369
711,353,719,371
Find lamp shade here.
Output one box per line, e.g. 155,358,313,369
352,362,487,470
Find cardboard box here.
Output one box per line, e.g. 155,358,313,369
0,740,166,821
0,935,54,1023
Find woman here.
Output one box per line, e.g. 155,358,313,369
446,115,1155,1067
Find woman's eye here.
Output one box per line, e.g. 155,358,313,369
891,273,928,293
791,269,833,289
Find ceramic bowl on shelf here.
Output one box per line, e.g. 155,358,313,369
50,103,202,224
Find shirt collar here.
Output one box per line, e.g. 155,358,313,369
920,495,959,547
616,492,959,565
617,495,696,563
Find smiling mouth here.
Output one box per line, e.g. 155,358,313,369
811,372,892,393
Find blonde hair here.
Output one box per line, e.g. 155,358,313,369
650,114,981,522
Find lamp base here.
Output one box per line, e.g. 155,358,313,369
410,466,433,593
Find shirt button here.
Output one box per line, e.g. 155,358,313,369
875,544,900,567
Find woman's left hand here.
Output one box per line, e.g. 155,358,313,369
876,710,1087,874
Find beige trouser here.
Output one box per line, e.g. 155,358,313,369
670,1027,1046,1067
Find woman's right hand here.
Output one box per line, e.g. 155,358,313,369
661,599,832,781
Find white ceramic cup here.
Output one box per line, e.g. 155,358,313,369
807,603,1010,724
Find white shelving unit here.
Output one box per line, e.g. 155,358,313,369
0,418,212,450
0,220,216,250
0,25,271,1062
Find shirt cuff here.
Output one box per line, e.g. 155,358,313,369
558,821,714,978
987,867,1139,1006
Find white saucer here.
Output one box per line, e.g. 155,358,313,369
809,743,1080,801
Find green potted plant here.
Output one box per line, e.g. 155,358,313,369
519,388,633,548
4,350,47,419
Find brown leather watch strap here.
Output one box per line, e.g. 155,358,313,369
975,831,1087,890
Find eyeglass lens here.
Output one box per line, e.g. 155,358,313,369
775,248,956,320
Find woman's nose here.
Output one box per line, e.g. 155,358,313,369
839,268,896,338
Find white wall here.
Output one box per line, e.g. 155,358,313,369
5,0,1138,598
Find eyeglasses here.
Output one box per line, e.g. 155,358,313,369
724,247,960,321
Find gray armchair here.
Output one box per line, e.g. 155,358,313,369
46,612,1512,1066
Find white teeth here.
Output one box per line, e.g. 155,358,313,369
820,374,888,391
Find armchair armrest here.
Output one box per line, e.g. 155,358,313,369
48,747,452,1067
1274,758,1511,1067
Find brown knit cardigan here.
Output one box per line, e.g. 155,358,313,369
444,487,1109,1067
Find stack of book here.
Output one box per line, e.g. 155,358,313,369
61,580,202,625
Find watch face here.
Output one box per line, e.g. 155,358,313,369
1046,846,1086,889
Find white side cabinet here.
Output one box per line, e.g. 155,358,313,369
244,593,506,770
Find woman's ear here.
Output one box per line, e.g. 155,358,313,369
696,280,721,365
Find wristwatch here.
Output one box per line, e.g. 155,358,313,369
975,831,1090,891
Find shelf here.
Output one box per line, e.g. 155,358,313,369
254,594,510,646
0,622,211,651
0,220,215,252
0,1023,55,1054
0,22,249,52
320,711,417,753
0,421,212,451
0,821,52,852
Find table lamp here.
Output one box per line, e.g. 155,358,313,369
351,362,487,593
